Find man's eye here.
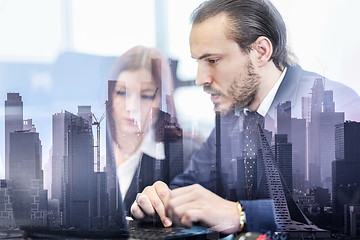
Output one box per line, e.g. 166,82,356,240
117,90,126,96
207,59,219,64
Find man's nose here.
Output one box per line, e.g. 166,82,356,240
195,64,212,86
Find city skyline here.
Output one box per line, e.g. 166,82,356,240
2,76,360,237
0,52,116,179
3,75,360,192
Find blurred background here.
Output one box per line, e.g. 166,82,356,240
1,0,360,179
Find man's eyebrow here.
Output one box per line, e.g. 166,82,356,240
192,53,213,60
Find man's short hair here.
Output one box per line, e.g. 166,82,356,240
191,0,293,70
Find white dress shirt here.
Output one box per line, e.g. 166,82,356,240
256,67,287,116
116,128,165,199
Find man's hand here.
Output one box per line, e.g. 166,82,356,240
166,184,240,235
130,181,173,227
131,182,240,234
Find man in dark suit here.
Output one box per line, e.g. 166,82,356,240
130,0,360,235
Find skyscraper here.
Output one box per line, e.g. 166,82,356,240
257,124,330,238
276,101,306,192
291,118,306,192
273,134,293,193
5,93,23,179
51,111,72,203
332,121,360,230
152,109,183,184
9,130,42,189
308,78,324,187
335,121,360,162
319,91,344,191
301,96,311,123
276,101,292,142
308,80,344,190
301,96,311,182
106,80,118,218
9,128,47,226
63,114,94,229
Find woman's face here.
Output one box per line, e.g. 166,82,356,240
112,68,160,137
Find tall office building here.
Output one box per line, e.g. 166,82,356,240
63,114,95,229
257,124,330,238
345,204,360,237
308,81,344,190
308,78,324,187
84,104,109,227
5,94,47,226
43,148,52,198
157,110,183,184
9,130,42,189
273,134,293,193
91,171,107,229
301,96,311,123
51,111,72,203
276,101,307,192
291,118,306,192
332,121,360,229
5,93,23,179
276,101,292,142
301,96,311,181
9,129,47,226
319,91,344,191
106,80,118,217
335,121,360,162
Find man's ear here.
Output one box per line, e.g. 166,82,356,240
252,36,273,67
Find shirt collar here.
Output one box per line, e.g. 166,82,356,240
255,67,287,117
138,127,165,160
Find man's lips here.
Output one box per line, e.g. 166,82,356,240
204,88,222,102
210,93,221,102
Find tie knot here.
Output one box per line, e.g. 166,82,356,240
244,110,258,119
242,110,264,131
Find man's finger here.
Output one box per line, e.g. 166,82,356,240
169,199,202,226
152,181,172,227
136,192,156,216
130,201,146,219
180,209,202,228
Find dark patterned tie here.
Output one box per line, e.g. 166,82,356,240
241,110,264,200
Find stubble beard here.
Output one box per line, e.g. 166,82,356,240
203,60,260,115
228,60,260,111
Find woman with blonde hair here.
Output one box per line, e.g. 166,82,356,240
107,46,180,214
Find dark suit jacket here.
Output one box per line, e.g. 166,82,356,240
122,116,184,214
123,154,160,215
170,64,360,233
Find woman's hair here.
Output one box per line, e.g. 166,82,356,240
107,46,176,140
109,46,172,96
191,0,296,70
